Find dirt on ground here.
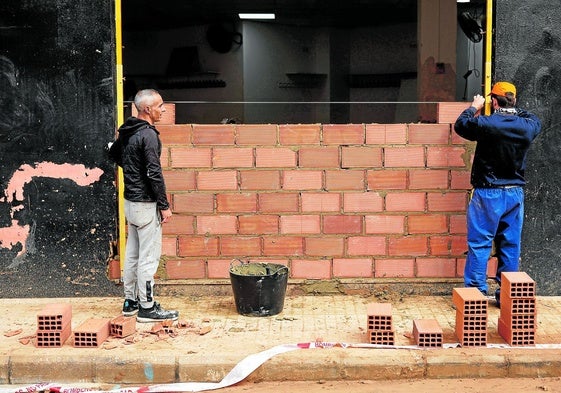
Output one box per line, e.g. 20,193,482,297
220,377,561,392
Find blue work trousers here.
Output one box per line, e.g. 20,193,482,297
464,187,524,294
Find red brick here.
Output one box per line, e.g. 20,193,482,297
73,318,110,348
170,147,211,168
305,237,344,256
367,170,407,189
408,124,451,145
213,147,254,168
427,192,467,212
197,215,237,234
110,316,136,338
256,148,297,167
366,124,407,144
347,236,386,255
192,124,235,145
280,215,321,234
408,214,448,234
384,147,425,168
282,170,322,190
263,236,304,255
323,215,362,234
173,193,214,213
165,259,206,279
279,124,321,145
322,124,365,145
239,215,279,234
367,330,395,345
299,147,339,168
409,170,449,189
332,258,373,277
37,304,72,331
35,322,72,348
161,147,170,168
501,272,536,298
388,236,428,256
178,236,219,257
216,193,257,213
365,215,405,234
341,147,382,168
108,258,121,279
259,193,299,213
385,192,426,212
366,303,393,331
240,170,281,190
157,124,192,144
344,192,383,213
221,237,262,256
437,102,469,124
301,193,341,212
498,317,534,346
375,258,415,278
163,170,196,191
427,146,466,167
413,319,443,347
451,170,471,190
207,259,231,278
197,171,238,190
416,258,456,277
450,235,468,255
452,287,487,314
450,214,467,234
162,215,195,235
236,124,277,145
290,259,331,279
162,236,178,256
325,170,365,191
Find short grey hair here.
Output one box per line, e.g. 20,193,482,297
134,89,160,112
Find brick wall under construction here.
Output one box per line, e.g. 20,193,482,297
135,102,494,283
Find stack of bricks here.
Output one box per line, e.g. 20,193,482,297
35,303,72,348
497,271,536,346
412,319,443,347
366,303,395,345
452,287,488,347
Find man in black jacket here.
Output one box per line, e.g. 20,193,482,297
109,89,178,322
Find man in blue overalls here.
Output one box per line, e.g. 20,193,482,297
454,82,542,306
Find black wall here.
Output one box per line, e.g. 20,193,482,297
496,1,561,294
0,0,120,297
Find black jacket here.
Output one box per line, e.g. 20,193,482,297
108,117,169,210
454,107,542,188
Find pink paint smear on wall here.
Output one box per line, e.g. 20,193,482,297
0,162,104,259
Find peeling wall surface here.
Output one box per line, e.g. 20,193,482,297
0,0,120,297
496,1,561,294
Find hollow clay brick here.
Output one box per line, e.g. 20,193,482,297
36,303,72,331
110,316,136,338
35,322,71,347
452,287,487,315
501,271,536,299
413,319,443,347
366,303,393,331
73,318,111,348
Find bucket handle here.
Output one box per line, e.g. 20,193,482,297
230,258,247,270
272,265,289,277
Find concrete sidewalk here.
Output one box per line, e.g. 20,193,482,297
1,294,561,389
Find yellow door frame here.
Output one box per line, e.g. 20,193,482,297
484,0,493,114
114,0,126,276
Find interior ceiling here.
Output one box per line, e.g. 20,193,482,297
122,0,419,31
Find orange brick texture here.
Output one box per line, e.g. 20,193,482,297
35,304,72,348
498,272,537,346
366,303,395,345
452,288,488,347
155,102,478,281
73,318,111,348
412,319,443,347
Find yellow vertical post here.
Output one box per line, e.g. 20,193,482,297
115,0,126,276
484,0,493,114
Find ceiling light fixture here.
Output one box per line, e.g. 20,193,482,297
457,0,470,3
238,13,276,20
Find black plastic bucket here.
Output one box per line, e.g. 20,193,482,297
229,259,289,317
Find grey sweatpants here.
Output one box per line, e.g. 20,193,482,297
123,199,162,309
